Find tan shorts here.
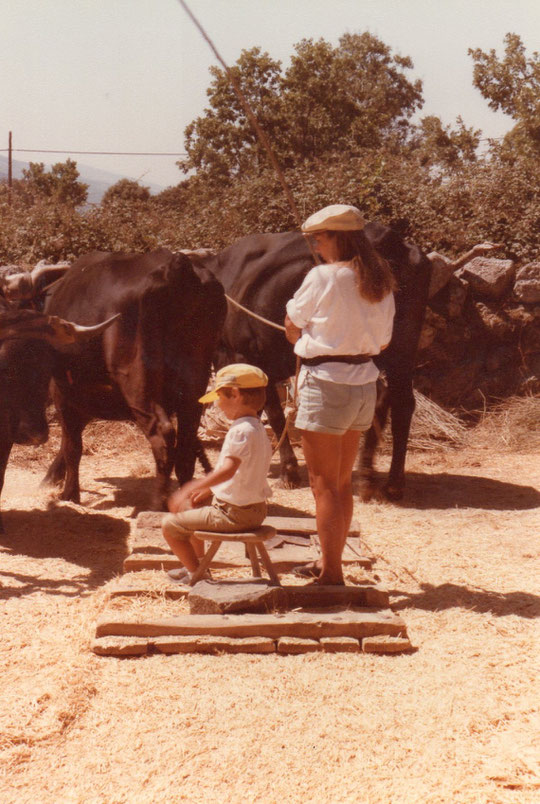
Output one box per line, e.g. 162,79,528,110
162,497,267,542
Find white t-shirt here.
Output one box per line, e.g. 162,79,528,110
211,416,272,506
286,262,395,385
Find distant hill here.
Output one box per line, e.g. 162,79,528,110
0,155,164,204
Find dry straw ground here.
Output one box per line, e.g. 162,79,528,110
1,399,539,804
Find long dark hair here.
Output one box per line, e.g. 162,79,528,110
330,230,395,302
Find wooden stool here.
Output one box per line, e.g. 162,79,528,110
189,525,280,586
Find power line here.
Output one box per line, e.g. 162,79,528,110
0,148,187,156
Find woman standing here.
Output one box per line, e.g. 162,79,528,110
285,204,396,585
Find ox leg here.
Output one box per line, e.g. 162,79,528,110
43,399,87,503
384,376,416,501
59,414,85,503
42,443,66,487
265,382,300,489
142,406,175,510
174,402,201,489
0,439,13,534
359,381,390,502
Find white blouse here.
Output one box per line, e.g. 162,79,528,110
286,261,395,385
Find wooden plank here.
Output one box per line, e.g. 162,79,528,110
96,609,407,640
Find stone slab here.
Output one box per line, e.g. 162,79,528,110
109,587,190,600
362,636,413,654
153,636,276,655
286,583,388,608
188,580,288,614
124,545,372,574
123,551,250,573
96,609,406,640
320,637,361,653
277,637,321,655
92,637,149,656
92,635,276,656
187,580,389,613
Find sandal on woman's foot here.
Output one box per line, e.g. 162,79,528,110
292,561,321,579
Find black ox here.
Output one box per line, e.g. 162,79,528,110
0,305,117,532
41,248,226,508
200,224,433,500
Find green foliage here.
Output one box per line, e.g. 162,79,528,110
13,159,88,207
1,33,538,266
182,34,423,179
101,178,151,206
410,116,481,168
469,33,540,155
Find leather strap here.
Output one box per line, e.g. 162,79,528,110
301,354,373,366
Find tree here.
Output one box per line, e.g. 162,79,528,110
182,46,284,180
410,116,481,168
181,33,424,179
102,179,151,206
16,159,88,207
469,33,540,155
280,34,423,159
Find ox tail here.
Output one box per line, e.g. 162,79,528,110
196,439,213,474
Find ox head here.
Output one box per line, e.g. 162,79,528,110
0,261,70,304
0,310,119,445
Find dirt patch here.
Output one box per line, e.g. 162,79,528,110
1,422,539,803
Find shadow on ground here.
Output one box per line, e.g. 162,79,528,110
383,471,540,511
391,582,540,619
0,506,129,600
92,475,160,515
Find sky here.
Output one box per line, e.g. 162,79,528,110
2,0,539,191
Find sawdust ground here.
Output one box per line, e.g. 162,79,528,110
0,423,539,804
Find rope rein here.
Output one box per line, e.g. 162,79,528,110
225,294,285,332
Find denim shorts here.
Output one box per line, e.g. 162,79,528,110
295,372,377,435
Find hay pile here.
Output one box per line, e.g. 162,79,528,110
469,395,540,453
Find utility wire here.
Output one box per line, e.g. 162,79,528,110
0,148,187,156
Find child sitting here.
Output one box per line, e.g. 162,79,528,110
162,363,272,584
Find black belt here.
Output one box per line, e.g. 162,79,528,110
301,354,373,366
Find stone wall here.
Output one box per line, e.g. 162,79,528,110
417,258,540,409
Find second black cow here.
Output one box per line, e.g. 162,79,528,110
43,248,227,508
201,224,433,500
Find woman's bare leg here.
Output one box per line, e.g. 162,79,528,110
301,430,345,585
337,429,363,551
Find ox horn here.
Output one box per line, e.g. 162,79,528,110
47,313,121,346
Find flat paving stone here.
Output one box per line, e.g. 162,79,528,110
96,609,406,640
92,636,149,656
188,580,288,614
124,545,373,573
188,580,389,613
320,637,361,653
277,637,321,654
92,635,276,656
362,636,413,654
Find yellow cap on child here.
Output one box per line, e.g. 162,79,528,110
199,363,268,404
